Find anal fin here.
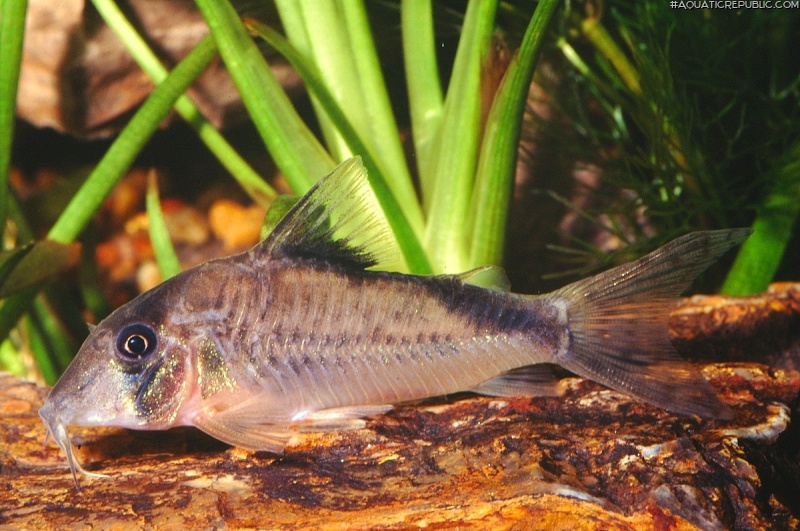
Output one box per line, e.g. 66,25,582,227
471,365,567,398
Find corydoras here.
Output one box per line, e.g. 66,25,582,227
39,157,750,488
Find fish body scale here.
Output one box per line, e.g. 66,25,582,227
171,254,563,420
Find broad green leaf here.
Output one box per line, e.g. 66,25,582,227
0,241,81,298
423,0,498,273
274,0,353,161
402,0,443,178
722,139,800,295
246,20,431,274
271,1,424,233
338,1,418,222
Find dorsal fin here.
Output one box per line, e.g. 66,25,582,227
256,157,406,272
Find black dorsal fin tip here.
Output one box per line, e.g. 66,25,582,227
256,157,406,272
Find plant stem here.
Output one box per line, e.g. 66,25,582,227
580,15,641,96
402,0,443,181
91,0,276,207
469,0,561,267
0,36,218,342
146,171,182,280
47,36,218,243
0,0,27,236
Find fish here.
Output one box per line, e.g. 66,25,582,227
39,157,750,488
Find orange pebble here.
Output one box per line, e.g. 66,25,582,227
208,200,266,251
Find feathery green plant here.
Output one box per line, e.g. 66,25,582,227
538,2,798,290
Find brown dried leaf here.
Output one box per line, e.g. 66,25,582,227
18,0,300,138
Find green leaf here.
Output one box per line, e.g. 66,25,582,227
721,139,800,295
245,20,431,274
0,0,27,231
271,1,423,238
402,0,443,178
26,315,58,385
274,0,353,161
469,0,561,267
90,0,276,208
145,171,182,281
336,2,419,223
195,0,334,193
0,241,81,298
422,0,498,273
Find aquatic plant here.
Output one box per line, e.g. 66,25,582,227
1,0,797,382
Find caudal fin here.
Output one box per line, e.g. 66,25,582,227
552,229,751,419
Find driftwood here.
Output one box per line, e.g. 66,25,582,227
1,284,798,529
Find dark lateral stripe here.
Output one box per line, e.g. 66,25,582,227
288,256,556,338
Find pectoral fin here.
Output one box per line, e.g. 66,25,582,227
192,415,291,454
191,401,395,452
291,404,394,432
192,398,293,453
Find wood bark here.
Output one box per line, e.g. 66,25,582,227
1,284,798,530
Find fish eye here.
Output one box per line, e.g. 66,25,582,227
115,324,158,361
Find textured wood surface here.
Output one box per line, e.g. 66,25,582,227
1,285,799,530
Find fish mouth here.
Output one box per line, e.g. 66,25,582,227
38,399,104,489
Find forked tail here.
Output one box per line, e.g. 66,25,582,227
552,229,751,418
